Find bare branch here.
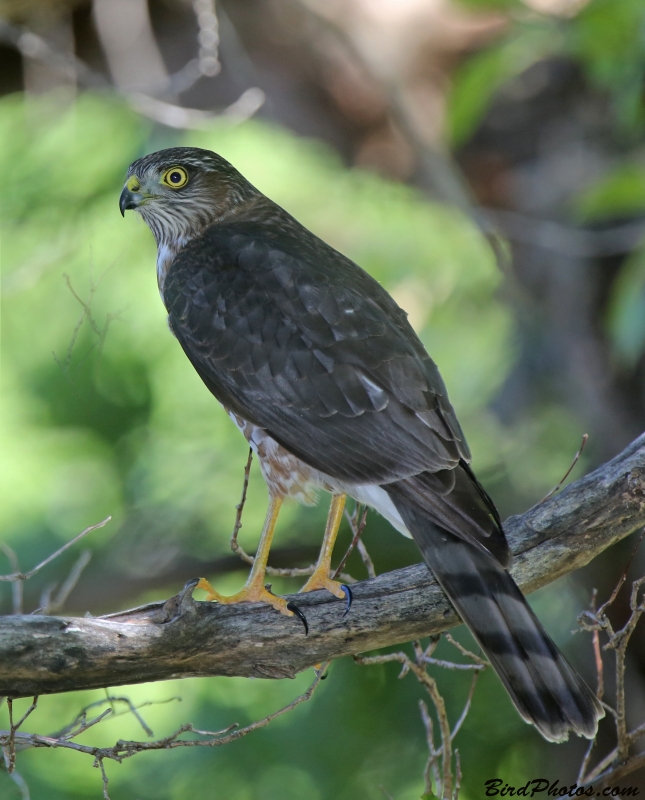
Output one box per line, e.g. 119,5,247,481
576,530,645,787
0,670,324,800
1,434,645,697
0,670,324,758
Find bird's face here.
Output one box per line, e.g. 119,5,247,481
119,147,254,247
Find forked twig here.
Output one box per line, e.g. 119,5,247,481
577,531,645,787
38,550,92,615
0,518,111,584
355,635,485,799
0,670,326,798
334,503,371,579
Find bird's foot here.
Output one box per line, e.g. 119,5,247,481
196,577,293,617
299,571,353,615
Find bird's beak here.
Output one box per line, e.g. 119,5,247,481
119,186,138,216
119,176,145,217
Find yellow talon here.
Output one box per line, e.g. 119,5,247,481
194,496,293,617
196,576,293,616
299,570,347,599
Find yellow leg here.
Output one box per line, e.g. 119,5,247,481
299,494,348,599
196,497,293,617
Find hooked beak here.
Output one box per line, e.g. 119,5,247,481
119,186,139,217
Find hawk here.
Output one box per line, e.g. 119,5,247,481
120,147,603,742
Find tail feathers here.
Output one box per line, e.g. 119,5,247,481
387,480,604,742
402,464,512,567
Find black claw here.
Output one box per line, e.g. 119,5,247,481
341,584,353,617
287,601,309,635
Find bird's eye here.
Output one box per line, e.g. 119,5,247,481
161,167,189,188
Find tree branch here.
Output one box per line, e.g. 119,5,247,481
2,434,645,698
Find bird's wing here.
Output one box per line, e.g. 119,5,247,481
164,220,471,485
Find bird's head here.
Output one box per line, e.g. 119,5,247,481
119,147,257,247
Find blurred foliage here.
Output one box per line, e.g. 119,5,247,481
0,89,606,798
573,164,645,221
607,244,645,366
452,0,645,389
448,19,560,146
451,0,645,143
570,0,645,132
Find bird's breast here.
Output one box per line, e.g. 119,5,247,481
227,411,333,505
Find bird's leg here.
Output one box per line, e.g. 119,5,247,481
197,496,293,617
299,494,351,609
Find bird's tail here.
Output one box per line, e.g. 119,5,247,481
386,471,604,742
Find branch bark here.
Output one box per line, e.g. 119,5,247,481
2,434,645,698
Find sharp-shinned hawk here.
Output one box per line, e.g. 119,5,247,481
119,147,603,742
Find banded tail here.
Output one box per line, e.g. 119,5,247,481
386,465,604,742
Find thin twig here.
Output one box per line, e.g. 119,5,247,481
8,770,30,800
0,518,110,583
333,503,369,579
228,452,355,582
591,592,604,703
5,697,38,774
420,699,441,797
355,649,453,798
0,669,325,760
578,537,645,786
52,696,181,742
442,634,489,668
64,709,113,741
577,590,603,784
449,672,480,743
41,550,92,615
597,528,645,618
419,656,485,672
541,433,588,503
356,538,376,580
453,750,462,800
95,756,111,800
0,545,23,613
229,448,255,566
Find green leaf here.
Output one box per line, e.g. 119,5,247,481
568,0,645,133
572,164,645,222
447,23,560,146
606,244,645,365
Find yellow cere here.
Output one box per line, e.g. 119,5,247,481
126,175,141,192
161,166,189,188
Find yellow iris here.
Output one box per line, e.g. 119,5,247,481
161,166,189,188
